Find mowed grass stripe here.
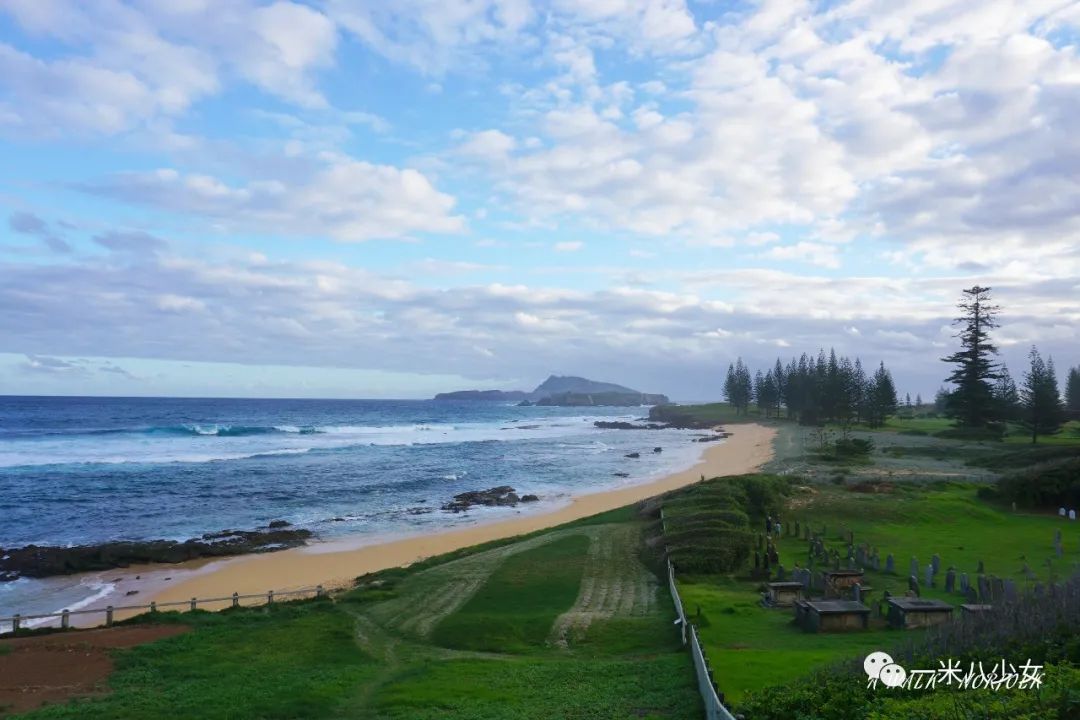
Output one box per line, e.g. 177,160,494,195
431,534,590,654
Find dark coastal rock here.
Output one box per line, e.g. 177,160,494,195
521,494,540,502
593,421,669,430
126,590,139,596
694,433,732,443
625,452,640,458
406,507,433,515
0,526,313,582
613,472,630,478
267,520,291,529
653,447,663,453
441,486,531,513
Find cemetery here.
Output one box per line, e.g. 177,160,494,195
672,476,1080,704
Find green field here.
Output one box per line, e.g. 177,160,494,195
7,511,699,720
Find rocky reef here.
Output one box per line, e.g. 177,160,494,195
0,522,311,581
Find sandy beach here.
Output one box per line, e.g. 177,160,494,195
130,422,775,610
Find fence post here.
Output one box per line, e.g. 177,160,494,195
149,601,157,613
105,606,114,627
61,609,70,629
12,614,20,632
232,592,239,608
267,590,274,605
316,585,325,598
190,597,197,612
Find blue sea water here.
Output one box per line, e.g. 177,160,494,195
0,396,710,622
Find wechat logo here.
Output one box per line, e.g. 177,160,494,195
865,651,907,689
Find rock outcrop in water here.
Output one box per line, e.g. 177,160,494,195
440,486,539,513
0,526,312,581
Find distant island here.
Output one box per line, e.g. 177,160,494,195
434,374,669,406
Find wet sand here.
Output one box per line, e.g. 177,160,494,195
142,422,776,609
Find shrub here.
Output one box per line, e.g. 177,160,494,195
996,458,1080,509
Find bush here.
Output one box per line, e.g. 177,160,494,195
996,458,1080,509
934,424,1005,441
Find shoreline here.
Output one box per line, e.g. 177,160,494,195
139,422,776,610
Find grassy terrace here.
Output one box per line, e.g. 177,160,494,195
4,507,699,719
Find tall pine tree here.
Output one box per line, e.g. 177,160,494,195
942,286,1001,427
1020,347,1065,444
1066,366,1080,419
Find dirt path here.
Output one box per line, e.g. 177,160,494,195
0,625,189,715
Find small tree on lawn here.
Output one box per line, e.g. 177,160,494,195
942,286,1001,427
1066,366,1080,419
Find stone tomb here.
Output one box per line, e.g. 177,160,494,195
798,599,871,633
887,597,954,630
766,581,805,607
823,570,865,599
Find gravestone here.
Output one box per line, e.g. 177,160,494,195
754,551,761,569
944,568,956,593
1071,510,1077,521
991,577,1005,601
852,582,862,603
1061,507,1068,517
931,554,941,575
795,521,800,537
965,586,978,603
925,564,934,588
959,573,969,594
910,557,919,578
977,559,985,574
1003,579,1017,602
1055,543,1063,558
885,554,895,574
855,546,865,566
908,575,920,597
1034,583,1044,596
776,565,786,581
813,571,824,591
763,552,771,571
977,575,990,602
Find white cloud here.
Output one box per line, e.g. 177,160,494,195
82,158,465,241
554,241,583,252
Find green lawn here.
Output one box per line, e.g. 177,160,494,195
431,534,589,653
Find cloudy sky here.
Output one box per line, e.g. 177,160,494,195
1,0,1079,400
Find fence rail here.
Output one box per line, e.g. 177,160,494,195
663,506,738,720
0,586,325,635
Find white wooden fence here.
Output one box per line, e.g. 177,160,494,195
662,505,739,720
0,586,325,635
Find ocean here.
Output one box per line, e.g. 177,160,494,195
0,395,710,624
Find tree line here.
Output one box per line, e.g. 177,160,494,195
724,350,898,428
721,286,1079,442
939,285,1077,443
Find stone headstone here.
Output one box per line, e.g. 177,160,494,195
977,560,985,574
977,575,990,602
1003,579,1017,602
1055,529,1062,544
1033,583,1044,597
945,568,956,593
910,557,919,578
1060,507,1068,517
885,554,895,574
754,551,761,569
795,521,800,537
1055,543,1063,558
853,583,862,603
1071,510,1077,521
965,586,978,603
925,564,934,588
991,577,1005,601
776,565,786,581
909,575,920,597
931,554,941,575
959,573,969,594
855,546,865,566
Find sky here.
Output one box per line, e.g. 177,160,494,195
1,0,1079,400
